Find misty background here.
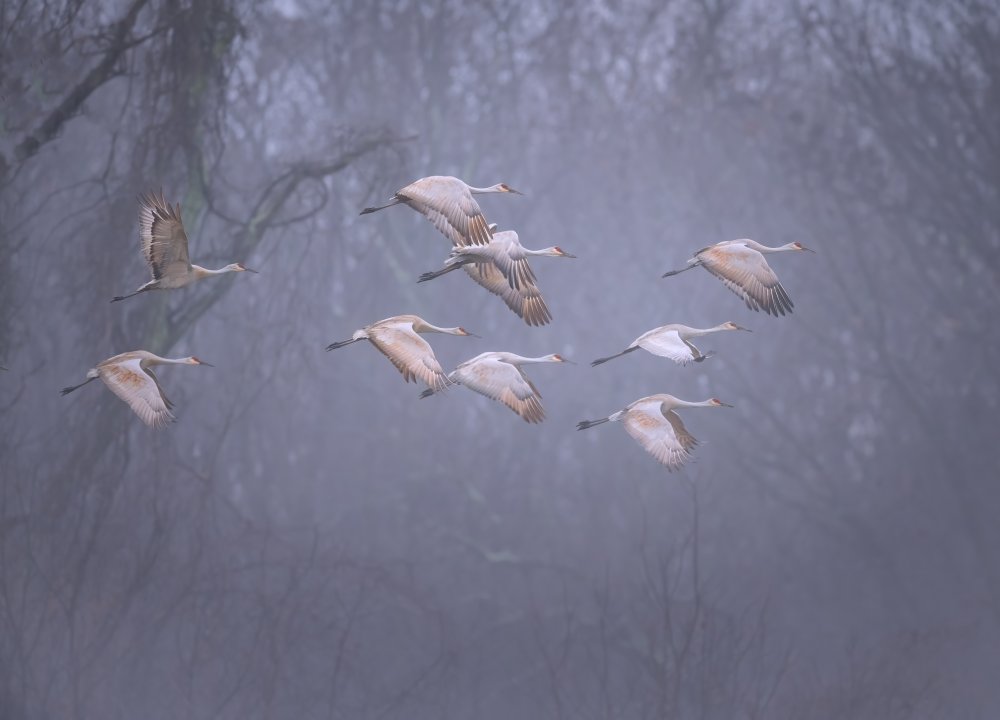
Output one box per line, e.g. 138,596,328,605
1,0,998,717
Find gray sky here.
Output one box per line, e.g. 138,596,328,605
1,1,998,717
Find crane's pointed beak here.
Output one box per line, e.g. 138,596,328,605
196,360,215,367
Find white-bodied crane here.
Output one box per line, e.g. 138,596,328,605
360,175,521,248
111,191,257,302
418,228,574,326
662,239,814,316
326,314,476,391
60,350,212,428
577,394,731,471
592,322,750,367
419,229,575,290
420,352,570,423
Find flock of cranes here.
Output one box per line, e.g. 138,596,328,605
55,175,812,471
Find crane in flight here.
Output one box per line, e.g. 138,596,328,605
662,239,814,316
418,229,575,289
360,175,521,248
111,191,257,302
577,394,731,471
326,314,476,392
60,350,212,428
592,322,750,367
418,228,575,326
420,352,570,423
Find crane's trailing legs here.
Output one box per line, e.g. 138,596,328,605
326,337,365,351
111,288,149,303
662,262,701,278
60,374,98,395
359,198,402,215
418,263,465,283
590,347,640,366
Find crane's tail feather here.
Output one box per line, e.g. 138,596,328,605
326,338,362,351
359,198,401,215
591,347,639,367
577,417,610,431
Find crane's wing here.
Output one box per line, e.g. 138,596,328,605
484,244,538,291
697,244,793,316
454,358,545,423
636,330,700,365
462,263,552,327
98,357,175,428
621,403,698,471
397,178,492,247
368,323,451,391
144,367,175,411
139,191,192,280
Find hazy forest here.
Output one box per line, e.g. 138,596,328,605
1,0,998,717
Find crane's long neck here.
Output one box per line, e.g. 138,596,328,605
417,322,464,335
147,356,190,367
671,398,717,409
507,354,558,365
193,264,234,278
467,185,499,195
524,247,559,257
753,242,797,254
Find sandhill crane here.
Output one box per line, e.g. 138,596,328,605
60,350,212,428
326,314,476,391
577,394,732,471
592,322,750,367
662,239,814,316
418,229,574,326
419,229,575,289
420,352,570,423
360,176,521,248
111,191,257,302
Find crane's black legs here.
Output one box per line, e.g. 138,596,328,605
60,377,97,395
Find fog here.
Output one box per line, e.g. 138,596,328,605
1,0,998,717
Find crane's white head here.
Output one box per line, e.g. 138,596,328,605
723,321,752,332
225,263,259,273
547,353,574,364
709,397,733,407
186,356,214,367
551,246,576,258
494,183,522,195
789,242,815,253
